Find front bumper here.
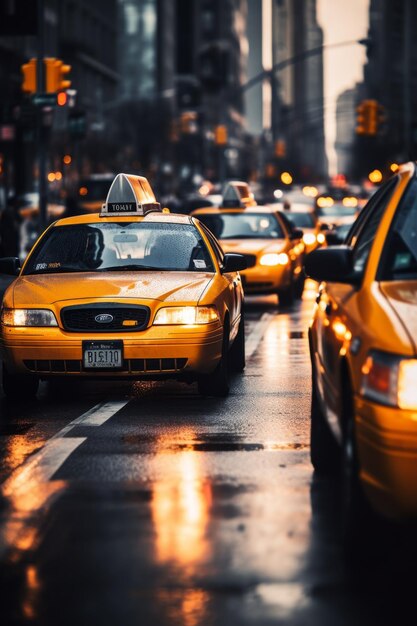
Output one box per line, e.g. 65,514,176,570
356,394,417,519
241,264,292,294
0,322,223,379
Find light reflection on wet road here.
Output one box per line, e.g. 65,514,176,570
0,281,415,625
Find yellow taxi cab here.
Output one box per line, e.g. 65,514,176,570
0,174,246,399
305,162,417,534
281,203,326,254
192,182,305,305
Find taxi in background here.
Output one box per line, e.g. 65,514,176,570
192,182,305,305
280,202,326,254
305,162,417,538
0,174,246,399
315,193,360,230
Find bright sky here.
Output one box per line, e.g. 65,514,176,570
317,0,370,175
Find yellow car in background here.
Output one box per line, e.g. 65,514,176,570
305,162,417,537
192,183,305,305
281,203,326,254
0,174,246,399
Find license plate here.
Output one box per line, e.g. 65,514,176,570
83,341,123,369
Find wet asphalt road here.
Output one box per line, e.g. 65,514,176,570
0,281,415,625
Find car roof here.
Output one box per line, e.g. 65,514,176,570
53,212,194,227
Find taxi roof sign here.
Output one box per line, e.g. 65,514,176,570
100,173,161,217
221,181,257,208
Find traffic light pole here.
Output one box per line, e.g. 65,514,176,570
37,0,47,231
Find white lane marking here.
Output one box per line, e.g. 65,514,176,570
0,399,129,558
245,312,275,359
55,400,129,437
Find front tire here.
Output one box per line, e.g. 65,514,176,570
310,367,340,473
294,272,305,299
340,378,375,556
277,281,294,306
198,323,230,397
2,364,39,400
230,311,245,372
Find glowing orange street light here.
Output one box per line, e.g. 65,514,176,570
63,154,72,165
280,171,293,185
390,163,399,173
369,169,383,183
47,172,56,182
55,171,63,181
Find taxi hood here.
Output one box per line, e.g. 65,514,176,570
219,239,288,255
379,281,417,353
10,272,214,306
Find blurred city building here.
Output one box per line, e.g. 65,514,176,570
0,0,119,205
271,0,328,182
350,0,417,180
335,86,360,176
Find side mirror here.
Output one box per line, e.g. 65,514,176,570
222,253,247,273
0,257,21,276
290,228,303,240
304,246,358,284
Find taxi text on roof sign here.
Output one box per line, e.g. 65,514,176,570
100,173,161,217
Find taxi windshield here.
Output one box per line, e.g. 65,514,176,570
23,222,214,274
317,204,357,217
287,212,315,228
197,213,284,239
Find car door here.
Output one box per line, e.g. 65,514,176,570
315,176,399,430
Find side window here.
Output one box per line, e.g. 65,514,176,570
351,177,398,274
346,177,397,248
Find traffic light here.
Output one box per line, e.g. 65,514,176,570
22,57,72,94
21,58,37,93
45,58,72,93
355,99,383,136
274,140,286,158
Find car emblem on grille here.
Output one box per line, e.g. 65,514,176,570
95,313,114,323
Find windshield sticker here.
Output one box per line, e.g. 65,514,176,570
193,259,206,269
48,262,61,269
35,263,48,271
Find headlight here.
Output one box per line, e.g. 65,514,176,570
317,233,326,244
1,308,58,327
303,233,316,245
153,306,219,325
259,252,289,266
361,350,417,410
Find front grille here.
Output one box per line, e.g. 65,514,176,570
242,254,257,269
24,358,188,374
61,304,150,332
